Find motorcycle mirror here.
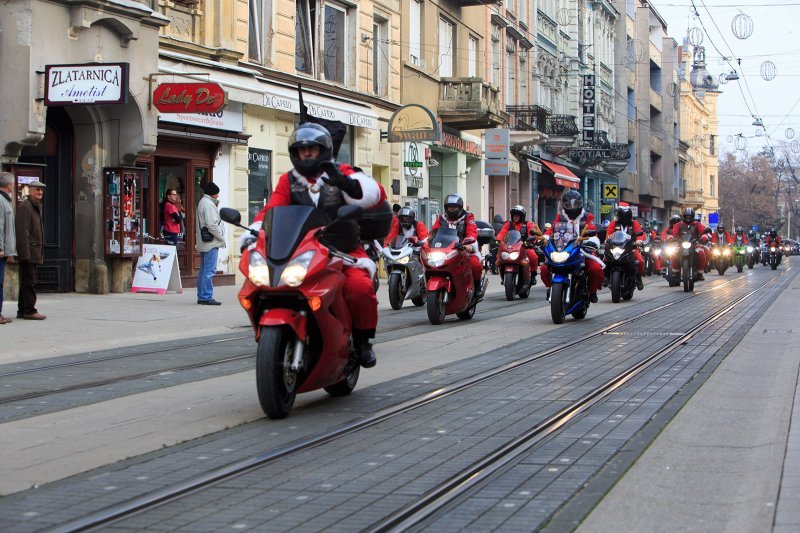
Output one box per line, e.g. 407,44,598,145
463,237,476,245
220,207,241,225
336,205,364,221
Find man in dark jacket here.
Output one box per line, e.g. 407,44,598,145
15,180,47,320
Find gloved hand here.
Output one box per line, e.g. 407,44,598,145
319,161,363,199
240,234,257,252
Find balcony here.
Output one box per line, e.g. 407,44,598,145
602,143,631,175
461,0,502,5
649,88,663,112
506,105,550,132
438,78,508,130
650,132,664,155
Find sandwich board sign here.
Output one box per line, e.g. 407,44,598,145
131,244,182,294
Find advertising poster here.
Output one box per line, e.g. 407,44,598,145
131,244,182,294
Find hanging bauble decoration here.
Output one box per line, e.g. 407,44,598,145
731,13,754,40
755,128,763,137
792,140,800,153
719,73,729,85
666,82,678,97
786,128,795,139
760,61,776,81
727,135,734,143
557,8,572,26
689,27,704,46
626,39,646,64
735,135,747,151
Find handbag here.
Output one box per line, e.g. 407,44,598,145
200,226,214,243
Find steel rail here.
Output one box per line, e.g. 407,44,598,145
50,270,769,533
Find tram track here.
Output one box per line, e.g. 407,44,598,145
49,269,785,532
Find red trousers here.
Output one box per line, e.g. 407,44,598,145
669,247,707,272
497,250,539,277
633,249,645,276
469,255,483,284
540,259,604,294
343,248,378,330
652,254,662,272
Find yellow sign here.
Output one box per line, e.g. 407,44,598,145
603,183,618,199
387,104,440,142
600,204,612,214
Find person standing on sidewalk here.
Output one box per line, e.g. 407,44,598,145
15,180,47,320
195,182,225,305
0,172,17,324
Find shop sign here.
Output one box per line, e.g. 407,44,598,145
406,176,424,188
440,132,482,157
261,91,378,129
159,102,244,132
485,129,509,159
45,63,129,105
486,158,509,176
388,104,440,142
568,147,610,160
602,183,619,199
600,204,612,214
582,74,596,142
405,142,425,177
153,82,226,113
528,160,542,173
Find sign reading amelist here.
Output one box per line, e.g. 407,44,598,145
45,63,129,105
387,104,440,142
153,82,226,113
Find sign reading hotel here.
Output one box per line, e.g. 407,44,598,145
45,63,129,105
582,74,596,143
387,104,440,142
153,82,226,113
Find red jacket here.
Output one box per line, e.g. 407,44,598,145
711,231,733,245
606,220,645,241
545,211,597,238
384,218,429,246
496,220,537,242
765,235,782,246
431,212,478,240
671,221,706,239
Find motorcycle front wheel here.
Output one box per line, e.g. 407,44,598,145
256,326,298,419
682,257,693,292
610,270,622,303
504,271,517,301
388,272,405,310
550,283,567,324
427,289,447,325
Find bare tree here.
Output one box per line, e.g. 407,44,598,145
719,152,780,232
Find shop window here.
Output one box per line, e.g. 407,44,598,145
248,148,272,224
249,0,272,64
337,126,355,164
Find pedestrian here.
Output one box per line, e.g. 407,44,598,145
160,189,182,245
15,179,47,320
0,172,17,324
195,181,225,305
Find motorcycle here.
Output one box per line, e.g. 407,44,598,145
761,243,769,266
746,244,757,269
382,235,426,309
641,238,655,276
497,229,533,301
421,227,488,325
220,205,364,419
732,241,747,272
662,238,681,287
710,243,731,275
679,232,698,292
542,224,598,324
603,230,638,303
768,245,782,270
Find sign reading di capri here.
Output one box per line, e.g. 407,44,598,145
45,63,129,105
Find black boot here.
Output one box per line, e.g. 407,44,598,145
352,329,376,368
590,292,598,303
636,274,644,290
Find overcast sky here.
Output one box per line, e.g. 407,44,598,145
654,0,800,157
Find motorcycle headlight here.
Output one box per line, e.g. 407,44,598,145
644,246,651,253
279,250,315,287
723,249,730,256
681,242,692,250
665,245,677,256
654,249,662,256
550,251,570,263
746,246,754,253
500,252,510,260
509,251,519,260
771,247,777,252
248,251,270,287
396,255,410,264
611,246,624,257
425,251,449,267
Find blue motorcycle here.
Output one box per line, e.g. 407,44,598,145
543,224,598,324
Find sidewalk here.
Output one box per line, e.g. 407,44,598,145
578,266,800,532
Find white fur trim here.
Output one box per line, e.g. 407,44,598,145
238,221,262,249
346,256,377,279
343,171,382,207
582,250,606,269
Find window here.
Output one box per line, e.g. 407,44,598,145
409,0,422,66
506,50,515,106
249,0,272,64
373,17,389,95
709,134,715,155
295,0,352,84
710,174,715,196
438,18,454,77
468,36,478,77
628,141,637,173
627,88,636,121
491,27,501,86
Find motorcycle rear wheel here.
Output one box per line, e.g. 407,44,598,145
324,364,360,397
256,326,297,419
411,293,425,306
610,271,622,303
504,272,516,301
427,289,447,325
550,283,567,324
388,273,405,310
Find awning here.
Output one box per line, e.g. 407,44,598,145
540,160,581,189
158,54,380,129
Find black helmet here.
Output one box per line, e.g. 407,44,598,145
289,123,333,178
682,207,695,224
770,228,778,237
393,203,402,214
510,204,526,221
398,207,416,229
736,226,743,234
444,194,465,221
669,214,681,227
616,205,633,226
717,224,725,232
561,190,584,220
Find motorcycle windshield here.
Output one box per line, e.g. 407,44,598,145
504,230,522,245
430,227,459,248
609,230,630,247
552,222,577,251
265,205,330,262
392,235,409,249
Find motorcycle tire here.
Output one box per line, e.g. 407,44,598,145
682,258,692,293
504,272,516,301
611,271,622,303
388,273,405,310
772,263,778,270
737,265,743,273
427,289,447,325
456,301,477,321
324,364,360,397
550,283,567,324
717,266,725,276
256,326,298,419
411,294,426,306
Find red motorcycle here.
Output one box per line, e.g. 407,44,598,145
496,229,533,301
421,227,487,324
220,205,363,419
